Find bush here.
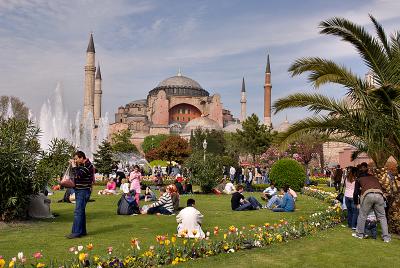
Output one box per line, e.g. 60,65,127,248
185,152,221,193
0,118,50,221
149,160,168,167
269,158,306,192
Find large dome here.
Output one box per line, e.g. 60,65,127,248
148,71,209,97
183,116,221,133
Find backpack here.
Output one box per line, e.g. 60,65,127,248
117,193,140,215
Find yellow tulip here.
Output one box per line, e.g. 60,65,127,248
171,236,177,244
165,239,171,246
8,261,14,268
0,259,5,268
78,253,86,263
36,263,45,268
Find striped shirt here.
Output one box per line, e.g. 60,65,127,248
150,192,174,213
73,159,94,189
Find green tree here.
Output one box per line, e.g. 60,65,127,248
141,134,169,153
0,118,49,221
272,15,400,233
94,140,114,176
38,138,75,182
0,96,29,120
190,128,226,155
233,114,273,163
185,152,222,193
111,129,138,153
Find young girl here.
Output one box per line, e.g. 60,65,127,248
98,178,117,195
129,165,142,205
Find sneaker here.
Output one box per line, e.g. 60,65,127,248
352,233,364,239
384,238,391,243
66,234,81,239
351,227,356,231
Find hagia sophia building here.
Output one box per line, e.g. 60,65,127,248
82,33,367,167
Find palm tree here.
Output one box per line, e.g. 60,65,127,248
273,15,400,234
274,15,400,166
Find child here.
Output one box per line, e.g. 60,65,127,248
364,210,377,239
144,187,157,202
120,179,130,194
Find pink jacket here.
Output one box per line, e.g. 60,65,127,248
129,171,142,192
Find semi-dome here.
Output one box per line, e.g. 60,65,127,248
183,116,221,133
223,122,243,133
276,118,290,133
148,71,209,97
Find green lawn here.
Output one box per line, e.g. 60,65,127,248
1,186,399,267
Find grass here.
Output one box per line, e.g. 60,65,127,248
1,186,399,267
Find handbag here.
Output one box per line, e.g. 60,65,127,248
335,180,345,203
60,165,75,188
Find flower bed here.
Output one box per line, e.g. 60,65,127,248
302,186,337,204
1,188,343,267
309,176,331,186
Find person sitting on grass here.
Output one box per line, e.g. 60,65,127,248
177,198,205,239
213,179,227,195
144,187,174,215
364,210,377,239
223,180,236,194
143,187,157,202
271,185,295,212
117,189,140,215
261,182,277,201
98,177,117,195
167,184,180,212
231,185,262,211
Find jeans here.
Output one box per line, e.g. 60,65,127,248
147,206,172,215
365,220,377,239
272,207,292,212
235,197,262,211
356,193,390,240
345,197,358,228
267,195,281,209
71,188,91,236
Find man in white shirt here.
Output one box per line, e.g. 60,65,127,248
223,181,236,194
176,199,205,239
261,182,277,200
229,166,236,183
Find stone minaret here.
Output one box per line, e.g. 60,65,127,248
240,77,247,122
94,63,102,126
83,33,96,122
264,54,272,126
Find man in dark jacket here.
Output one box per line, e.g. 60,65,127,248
332,165,343,191
67,151,94,239
352,162,390,242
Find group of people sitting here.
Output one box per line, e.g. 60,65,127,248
230,183,296,212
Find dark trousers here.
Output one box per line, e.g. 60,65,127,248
345,197,358,229
71,188,91,236
147,206,172,215
334,181,341,191
235,197,262,211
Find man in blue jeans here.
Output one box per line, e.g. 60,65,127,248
231,185,262,211
66,151,94,239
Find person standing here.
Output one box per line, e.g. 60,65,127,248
67,151,94,239
229,166,236,183
129,165,142,205
344,167,359,230
332,165,343,191
353,162,390,242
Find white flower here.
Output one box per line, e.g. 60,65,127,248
12,257,16,262
74,251,78,255
228,249,235,253
17,252,24,260
206,231,210,237
77,245,84,252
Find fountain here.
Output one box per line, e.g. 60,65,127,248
1,98,14,119
38,83,108,160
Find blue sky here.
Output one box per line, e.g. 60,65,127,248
1,0,400,126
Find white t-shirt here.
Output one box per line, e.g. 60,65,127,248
224,182,236,194
263,186,277,196
229,167,236,175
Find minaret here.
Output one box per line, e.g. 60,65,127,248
264,54,272,126
94,63,102,126
83,33,96,122
240,77,247,122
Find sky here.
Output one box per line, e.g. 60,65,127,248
1,0,400,126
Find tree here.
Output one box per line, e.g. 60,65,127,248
94,140,114,176
273,15,400,167
0,96,29,120
185,152,222,193
272,15,400,233
111,129,138,153
0,118,50,221
286,134,325,168
145,135,191,163
141,134,169,153
233,114,273,163
190,128,226,156
38,138,75,182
